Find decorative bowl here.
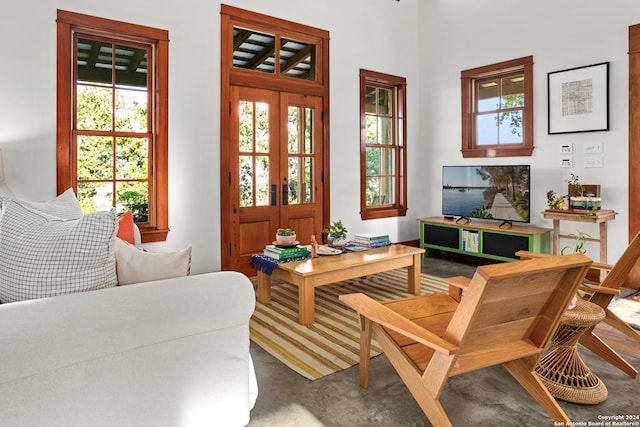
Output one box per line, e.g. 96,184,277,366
275,234,297,246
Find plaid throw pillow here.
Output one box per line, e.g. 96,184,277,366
0,188,84,220
0,199,117,303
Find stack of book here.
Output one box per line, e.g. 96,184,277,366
263,244,310,260
349,232,392,248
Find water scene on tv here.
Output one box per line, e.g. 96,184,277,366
442,165,530,223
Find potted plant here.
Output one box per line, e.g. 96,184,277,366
561,229,592,309
322,220,348,248
275,228,297,246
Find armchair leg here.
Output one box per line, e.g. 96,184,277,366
358,315,372,388
604,309,640,342
503,358,571,424
580,330,638,378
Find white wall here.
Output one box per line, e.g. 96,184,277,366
2,0,637,272
419,0,640,263
0,0,420,274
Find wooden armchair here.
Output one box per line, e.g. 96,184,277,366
517,232,640,379
340,254,592,426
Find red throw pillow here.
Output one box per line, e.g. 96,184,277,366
116,211,136,245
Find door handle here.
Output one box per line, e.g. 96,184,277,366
270,184,277,206
282,184,288,206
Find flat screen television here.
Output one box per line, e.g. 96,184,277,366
442,165,530,224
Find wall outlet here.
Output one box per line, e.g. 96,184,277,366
584,142,603,154
560,143,573,154
584,156,603,168
560,157,573,168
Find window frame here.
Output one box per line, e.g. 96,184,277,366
461,56,534,158
56,9,169,243
359,69,407,220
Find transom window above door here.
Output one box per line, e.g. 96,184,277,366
232,26,317,81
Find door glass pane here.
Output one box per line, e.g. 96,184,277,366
239,101,254,152
288,106,300,154
232,27,276,74
288,157,300,205
304,108,313,154
255,102,269,153
239,155,253,207
280,37,316,80
303,157,313,203
255,156,270,206
287,104,314,205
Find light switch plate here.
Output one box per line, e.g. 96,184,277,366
584,156,603,168
584,142,603,154
560,143,573,154
560,157,573,168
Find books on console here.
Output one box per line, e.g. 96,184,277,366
348,232,391,248
263,244,310,260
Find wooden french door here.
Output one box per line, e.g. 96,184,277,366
224,85,324,275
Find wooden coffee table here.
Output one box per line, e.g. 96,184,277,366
256,244,425,325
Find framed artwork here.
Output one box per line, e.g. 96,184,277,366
548,62,609,134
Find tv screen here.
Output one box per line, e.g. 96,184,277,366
442,165,530,223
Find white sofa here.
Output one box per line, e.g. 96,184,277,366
0,271,258,427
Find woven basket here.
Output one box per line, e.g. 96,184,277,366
535,299,608,404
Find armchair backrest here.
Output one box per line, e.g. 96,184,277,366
431,253,592,378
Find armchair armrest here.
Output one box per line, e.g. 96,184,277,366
445,276,470,302
516,250,613,271
579,284,620,296
340,293,458,355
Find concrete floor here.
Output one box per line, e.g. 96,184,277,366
247,255,640,427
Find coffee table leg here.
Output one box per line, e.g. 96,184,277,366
298,281,315,325
407,253,421,294
256,271,272,303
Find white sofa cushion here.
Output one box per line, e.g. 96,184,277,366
0,187,84,220
114,238,192,285
0,271,257,427
0,200,117,303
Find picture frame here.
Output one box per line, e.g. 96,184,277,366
548,62,609,134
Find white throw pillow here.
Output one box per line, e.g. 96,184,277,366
114,238,192,286
0,200,117,303
0,188,83,220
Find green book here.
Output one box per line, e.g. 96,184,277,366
265,244,308,255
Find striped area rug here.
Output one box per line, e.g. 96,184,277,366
250,268,449,380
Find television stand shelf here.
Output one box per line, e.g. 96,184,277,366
418,217,551,262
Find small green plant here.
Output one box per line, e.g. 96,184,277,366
567,173,584,197
561,230,591,255
276,228,295,236
321,220,348,236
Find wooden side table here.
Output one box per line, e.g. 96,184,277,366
543,209,617,263
535,299,608,404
